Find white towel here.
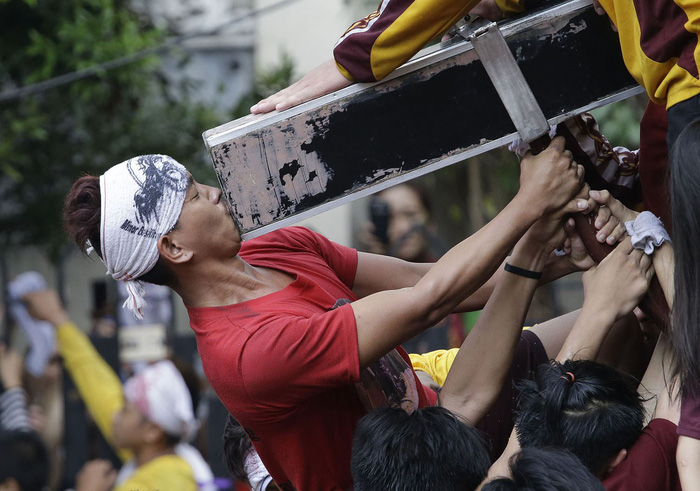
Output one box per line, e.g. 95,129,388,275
625,211,671,255
99,155,187,319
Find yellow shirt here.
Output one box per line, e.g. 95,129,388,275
599,0,700,109
409,348,459,387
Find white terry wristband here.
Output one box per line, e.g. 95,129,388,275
625,211,671,255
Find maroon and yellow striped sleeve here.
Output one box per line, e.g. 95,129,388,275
332,0,535,83
333,0,480,83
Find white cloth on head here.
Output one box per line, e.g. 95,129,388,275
625,211,671,255
7,272,56,376
99,155,188,319
123,360,198,441
244,449,275,491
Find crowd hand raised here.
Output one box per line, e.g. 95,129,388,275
590,194,628,245
556,218,596,271
523,194,593,253
518,136,585,217
589,189,639,225
0,343,24,390
22,289,69,327
250,59,352,114
76,460,117,491
581,237,653,322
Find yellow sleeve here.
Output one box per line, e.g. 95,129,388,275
409,348,459,387
56,322,131,462
494,0,526,17
113,455,196,491
333,0,480,82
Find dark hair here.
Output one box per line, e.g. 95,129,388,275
0,430,49,491
351,406,490,491
63,175,176,286
481,447,604,491
670,119,700,394
378,181,433,217
515,359,644,475
222,413,254,483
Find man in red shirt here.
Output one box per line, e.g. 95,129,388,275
64,139,587,489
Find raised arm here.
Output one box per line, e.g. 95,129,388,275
251,0,523,114
589,189,674,306
352,137,584,368
438,195,581,423
21,289,131,463
556,237,652,363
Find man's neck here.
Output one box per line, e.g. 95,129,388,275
173,255,293,308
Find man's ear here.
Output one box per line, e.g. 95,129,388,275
158,234,192,265
605,448,628,476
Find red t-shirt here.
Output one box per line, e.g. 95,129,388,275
187,227,435,490
602,418,680,491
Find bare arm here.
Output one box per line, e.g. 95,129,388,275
589,189,674,306
352,138,583,368
353,237,585,312
556,238,653,362
437,229,551,422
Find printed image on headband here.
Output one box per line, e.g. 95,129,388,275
125,155,188,236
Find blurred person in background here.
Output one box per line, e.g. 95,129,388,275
361,182,465,352
19,286,215,491
0,343,50,491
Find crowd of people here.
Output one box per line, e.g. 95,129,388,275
2,0,700,489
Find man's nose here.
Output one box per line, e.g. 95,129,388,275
207,185,222,204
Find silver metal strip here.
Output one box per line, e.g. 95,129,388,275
203,0,593,148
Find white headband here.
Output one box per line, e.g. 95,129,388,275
99,155,187,319
123,360,198,440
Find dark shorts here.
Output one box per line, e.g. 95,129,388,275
474,329,548,461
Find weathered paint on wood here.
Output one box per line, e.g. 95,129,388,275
204,0,641,239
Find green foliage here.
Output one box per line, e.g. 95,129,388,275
590,94,647,150
0,0,223,259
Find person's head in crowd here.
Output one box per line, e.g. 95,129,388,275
351,406,490,491
113,359,198,452
64,155,233,320
370,182,436,262
670,119,700,393
481,447,604,491
515,359,644,478
0,430,49,491
222,414,278,491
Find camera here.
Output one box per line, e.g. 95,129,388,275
369,197,390,244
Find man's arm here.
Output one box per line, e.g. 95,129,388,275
556,238,652,363
437,212,560,423
21,289,132,463
251,0,515,114
351,137,583,369
589,189,675,306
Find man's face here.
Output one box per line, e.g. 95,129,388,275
168,173,240,259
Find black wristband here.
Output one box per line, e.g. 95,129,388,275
504,262,542,280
